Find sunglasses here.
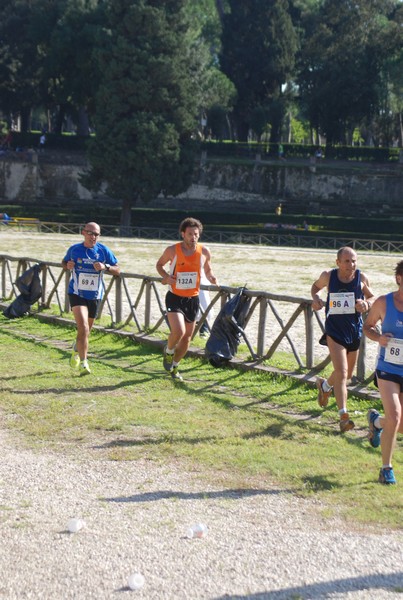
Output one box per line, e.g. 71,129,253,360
84,230,100,237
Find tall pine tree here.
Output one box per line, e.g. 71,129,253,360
84,0,199,230
219,0,298,143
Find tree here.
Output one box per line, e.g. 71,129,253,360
297,0,403,148
219,0,298,143
0,0,103,134
84,0,200,230
0,0,46,130
39,0,104,135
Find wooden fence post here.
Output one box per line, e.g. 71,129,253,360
357,335,366,381
1,258,6,298
145,280,151,328
257,297,267,357
115,276,122,323
64,270,70,312
304,303,314,369
41,266,47,305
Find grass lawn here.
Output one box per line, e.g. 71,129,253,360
0,315,401,530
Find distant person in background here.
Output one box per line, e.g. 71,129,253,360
62,222,120,375
275,203,282,216
363,260,403,485
311,246,374,432
39,133,46,152
278,143,285,161
315,147,323,160
0,213,11,225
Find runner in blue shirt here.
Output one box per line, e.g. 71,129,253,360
62,222,120,374
364,260,403,485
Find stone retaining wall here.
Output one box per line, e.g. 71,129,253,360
1,152,402,217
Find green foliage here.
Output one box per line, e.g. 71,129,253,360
219,0,299,141
84,0,200,225
297,0,403,145
290,116,310,144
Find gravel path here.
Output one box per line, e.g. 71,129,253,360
1,427,402,600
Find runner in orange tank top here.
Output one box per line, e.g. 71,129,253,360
156,217,218,380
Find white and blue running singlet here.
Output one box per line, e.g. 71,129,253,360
63,242,118,300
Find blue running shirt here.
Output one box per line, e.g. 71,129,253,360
63,242,118,300
376,292,403,376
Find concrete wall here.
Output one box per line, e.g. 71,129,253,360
1,153,402,217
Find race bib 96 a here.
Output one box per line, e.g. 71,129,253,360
328,292,355,315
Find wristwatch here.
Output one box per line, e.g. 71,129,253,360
105,264,111,272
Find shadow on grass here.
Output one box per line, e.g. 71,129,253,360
301,474,341,491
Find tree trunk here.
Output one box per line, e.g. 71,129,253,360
20,106,31,133
54,104,67,134
77,107,90,136
119,197,133,236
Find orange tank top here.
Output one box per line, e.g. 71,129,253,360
170,243,203,297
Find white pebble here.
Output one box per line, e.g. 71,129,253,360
67,518,85,533
128,572,145,590
186,523,208,539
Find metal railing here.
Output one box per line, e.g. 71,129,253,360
1,254,374,381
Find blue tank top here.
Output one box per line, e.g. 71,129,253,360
376,292,403,375
63,242,118,300
325,268,363,344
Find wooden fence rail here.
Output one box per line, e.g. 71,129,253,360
0,254,370,380
2,221,403,253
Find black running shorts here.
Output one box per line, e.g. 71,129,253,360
165,291,200,323
69,294,100,319
375,369,403,392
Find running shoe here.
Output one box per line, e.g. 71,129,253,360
316,377,332,407
163,346,174,372
339,412,355,433
378,467,396,485
170,367,183,381
367,408,382,448
79,360,91,375
70,344,80,369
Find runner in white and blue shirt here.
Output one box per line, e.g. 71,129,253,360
64,241,118,300
62,222,120,375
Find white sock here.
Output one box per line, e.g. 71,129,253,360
322,380,332,392
172,361,179,368
338,408,347,416
374,416,382,429
166,347,175,355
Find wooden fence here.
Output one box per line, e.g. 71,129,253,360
0,254,371,380
2,221,403,253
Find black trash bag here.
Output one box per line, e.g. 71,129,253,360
205,287,252,368
3,295,32,319
3,264,42,319
16,264,42,302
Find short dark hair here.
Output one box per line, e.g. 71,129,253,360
395,260,403,281
337,246,355,260
179,217,203,235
